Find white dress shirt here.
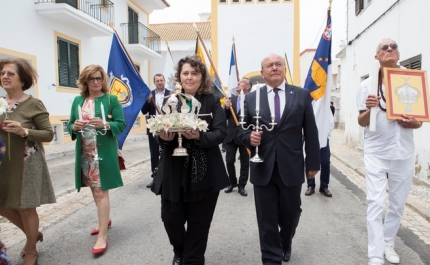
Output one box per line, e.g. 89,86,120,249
356,77,415,160
266,81,286,119
154,89,166,115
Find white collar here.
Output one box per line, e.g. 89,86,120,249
266,81,286,93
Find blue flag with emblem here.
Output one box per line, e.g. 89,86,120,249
303,16,332,148
107,33,150,149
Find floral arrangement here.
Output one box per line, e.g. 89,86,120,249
0,98,10,161
147,113,208,135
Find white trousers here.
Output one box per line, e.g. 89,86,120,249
364,154,413,263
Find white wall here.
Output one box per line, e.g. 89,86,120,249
338,0,430,183
0,0,164,143
217,2,294,83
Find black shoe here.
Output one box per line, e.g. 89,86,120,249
304,187,315,196
172,255,183,265
146,180,154,188
224,185,235,193
282,249,291,262
319,187,332,197
238,187,248,196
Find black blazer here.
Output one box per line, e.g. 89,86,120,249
224,94,241,145
152,94,230,195
141,89,171,116
237,83,320,187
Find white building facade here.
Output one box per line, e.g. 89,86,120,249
0,0,168,144
211,0,299,86
336,0,430,184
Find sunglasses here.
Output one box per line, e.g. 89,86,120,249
380,43,398,51
0,71,17,77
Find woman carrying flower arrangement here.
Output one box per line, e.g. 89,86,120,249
151,55,230,265
0,58,56,265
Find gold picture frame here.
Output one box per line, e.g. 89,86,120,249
383,67,430,122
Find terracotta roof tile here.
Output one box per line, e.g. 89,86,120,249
149,22,211,42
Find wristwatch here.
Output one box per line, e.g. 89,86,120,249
22,128,29,138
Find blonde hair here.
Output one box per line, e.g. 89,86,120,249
76,65,109,98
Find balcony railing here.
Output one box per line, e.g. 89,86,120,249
120,22,161,54
37,0,114,26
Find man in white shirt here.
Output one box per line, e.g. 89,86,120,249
141,74,170,188
356,39,422,265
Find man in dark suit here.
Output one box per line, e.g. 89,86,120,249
237,54,320,264
224,77,252,196
141,74,170,188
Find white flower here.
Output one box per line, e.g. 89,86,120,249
0,98,9,116
197,120,209,132
146,112,209,135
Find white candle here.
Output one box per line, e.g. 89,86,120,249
78,105,83,121
255,86,260,110
240,89,244,117
101,102,106,125
369,60,379,131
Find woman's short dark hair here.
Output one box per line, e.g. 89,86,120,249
76,65,109,98
0,58,38,91
175,55,213,95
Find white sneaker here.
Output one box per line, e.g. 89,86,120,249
368,262,383,265
384,245,400,264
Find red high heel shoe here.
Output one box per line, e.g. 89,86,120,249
90,220,112,235
92,241,108,255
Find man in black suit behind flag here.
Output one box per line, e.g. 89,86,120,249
237,54,320,264
224,77,252,196
141,74,170,188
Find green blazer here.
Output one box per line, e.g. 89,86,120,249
68,94,126,191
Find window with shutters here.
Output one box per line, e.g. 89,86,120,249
61,120,70,135
400,55,422,70
356,0,371,15
57,37,79,88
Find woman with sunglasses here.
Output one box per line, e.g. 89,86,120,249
0,58,56,265
68,65,125,256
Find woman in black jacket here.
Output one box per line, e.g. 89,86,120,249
152,55,229,265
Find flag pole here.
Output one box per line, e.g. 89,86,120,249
109,22,161,114
232,36,240,82
192,23,239,125
193,24,250,156
327,0,332,20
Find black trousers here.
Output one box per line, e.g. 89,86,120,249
147,129,159,177
225,141,249,187
161,192,220,265
253,162,302,265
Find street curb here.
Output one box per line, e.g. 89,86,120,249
331,153,430,222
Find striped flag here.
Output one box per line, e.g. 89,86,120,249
228,44,239,97
284,52,293,85
303,16,332,148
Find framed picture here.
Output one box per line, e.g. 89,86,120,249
383,67,430,122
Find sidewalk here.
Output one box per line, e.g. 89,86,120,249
330,128,430,223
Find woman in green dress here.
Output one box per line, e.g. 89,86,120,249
68,65,125,255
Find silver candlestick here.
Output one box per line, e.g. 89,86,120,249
239,109,276,163
79,124,108,161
